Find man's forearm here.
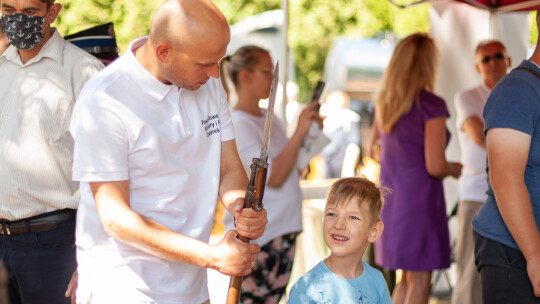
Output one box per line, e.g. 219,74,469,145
494,180,540,261
219,166,248,215
487,128,540,260
92,181,216,268
219,140,249,214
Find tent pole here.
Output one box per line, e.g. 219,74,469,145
489,11,498,39
281,0,289,130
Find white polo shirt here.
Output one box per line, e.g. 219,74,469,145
71,37,234,304
455,84,490,203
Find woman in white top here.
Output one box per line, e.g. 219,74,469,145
220,45,322,304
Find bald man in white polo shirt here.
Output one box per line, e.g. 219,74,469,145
70,0,267,303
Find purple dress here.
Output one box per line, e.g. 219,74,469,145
374,90,451,271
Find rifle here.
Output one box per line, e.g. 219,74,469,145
226,62,279,304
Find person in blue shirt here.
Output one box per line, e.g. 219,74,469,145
288,177,391,304
472,8,540,303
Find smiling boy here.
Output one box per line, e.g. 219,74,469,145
288,177,391,304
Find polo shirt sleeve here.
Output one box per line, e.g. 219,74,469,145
454,89,475,130
232,117,263,174
484,77,540,136
71,89,129,182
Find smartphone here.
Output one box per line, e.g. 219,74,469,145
309,80,325,112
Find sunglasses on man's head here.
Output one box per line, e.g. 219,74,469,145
481,53,505,64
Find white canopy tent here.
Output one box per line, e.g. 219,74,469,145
430,3,529,210
209,3,535,303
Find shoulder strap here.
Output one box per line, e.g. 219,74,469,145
514,66,540,80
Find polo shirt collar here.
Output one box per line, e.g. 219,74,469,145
1,28,64,66
124,37,176,103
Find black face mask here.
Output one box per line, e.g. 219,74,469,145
1,12,48,50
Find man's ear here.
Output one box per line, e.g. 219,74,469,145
47,3,62,24
155,43,171,64
475,62,481,75
367,221,384,243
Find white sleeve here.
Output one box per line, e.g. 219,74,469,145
72,56,104,99
70,90,129,182
217,85,235,142
232,117,263,174
454,90,476,131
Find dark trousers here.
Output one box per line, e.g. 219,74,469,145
0,219,76,304
474,231,540,304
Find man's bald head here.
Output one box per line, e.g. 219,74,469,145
149,0,230,51
136,0,231,90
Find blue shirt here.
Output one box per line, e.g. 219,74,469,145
472,60,540,250
288,261,392,304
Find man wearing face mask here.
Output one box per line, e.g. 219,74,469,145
0,0,103,303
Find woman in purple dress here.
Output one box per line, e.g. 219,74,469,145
370,33,462,304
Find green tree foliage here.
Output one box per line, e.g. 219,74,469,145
213,0,430,101
55,0,157,54
531,10,538,46
54,0,429,99
65,1,539,101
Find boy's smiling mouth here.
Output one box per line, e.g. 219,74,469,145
332,234,349,242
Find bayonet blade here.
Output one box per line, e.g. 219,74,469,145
259,61,279,161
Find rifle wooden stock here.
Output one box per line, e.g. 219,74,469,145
226,158,268,304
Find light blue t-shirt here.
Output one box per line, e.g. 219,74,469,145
473,60,540,250
288,261,392,304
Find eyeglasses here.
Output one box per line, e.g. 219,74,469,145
481,53,505,64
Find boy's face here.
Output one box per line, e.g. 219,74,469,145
323,199,382,260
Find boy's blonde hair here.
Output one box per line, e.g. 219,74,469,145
326,177,386,224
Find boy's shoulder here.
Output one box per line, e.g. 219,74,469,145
288,261,392,304
288,261,332,303
294,261,329,285
361,261,387,284
289,262,328,290
294,261,385,286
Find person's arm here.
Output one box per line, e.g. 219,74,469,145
424,117,462,179
287,280,305,304
341,118,361,177
219,139,267,240
486,128,540,296
367,118,380,159
340,143,360,177
461,115,486,148
266,100,321,187
91,179,260,277
65,270,77,304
